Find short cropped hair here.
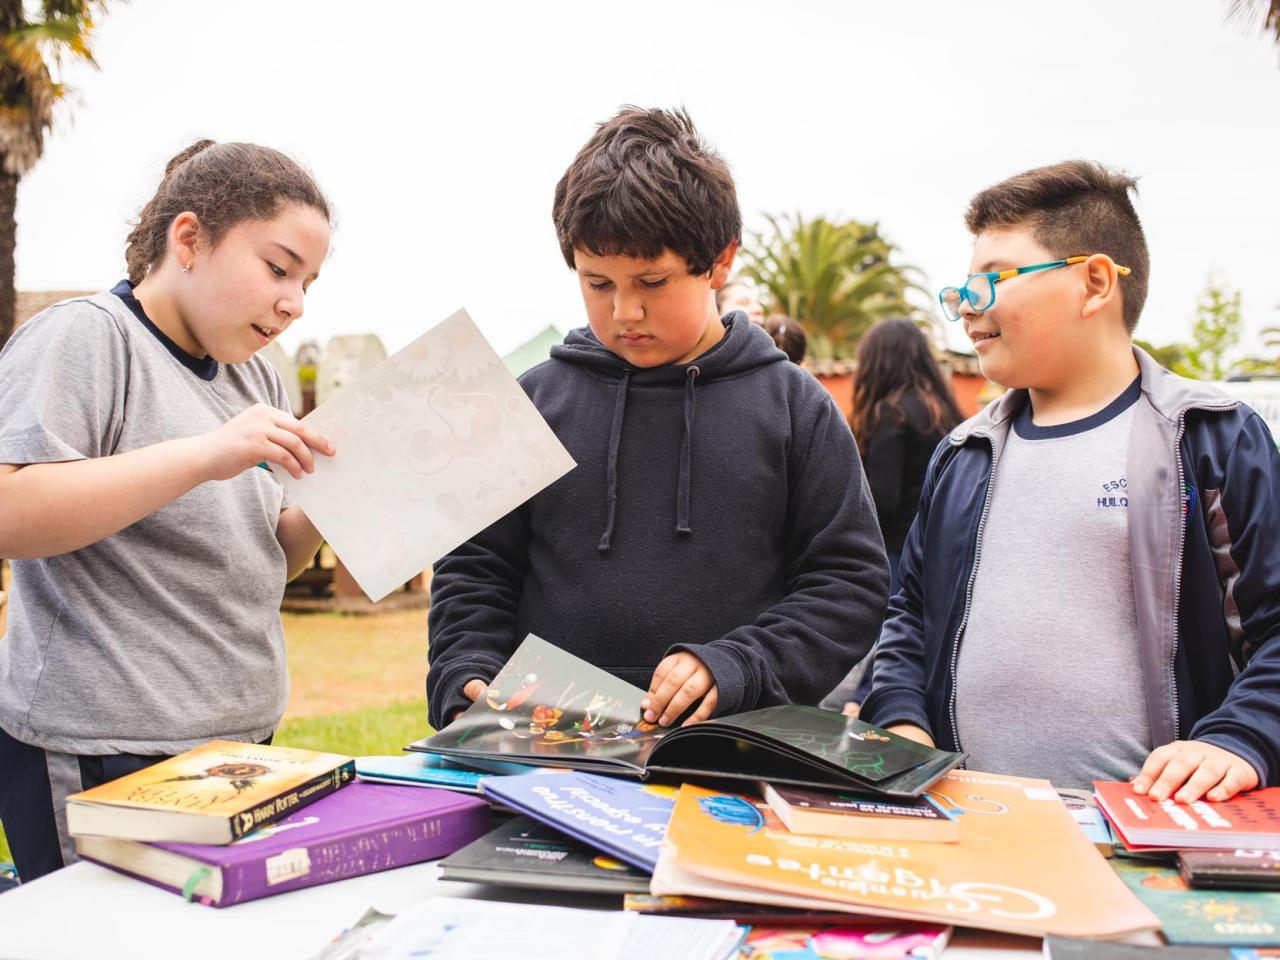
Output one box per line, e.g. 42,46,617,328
964,160,1149,332
553,106,741,276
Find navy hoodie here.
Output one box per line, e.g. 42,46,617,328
426,313,890,728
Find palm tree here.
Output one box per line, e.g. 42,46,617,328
1227,0,1280,45
1,0,109,350
737,213,927,359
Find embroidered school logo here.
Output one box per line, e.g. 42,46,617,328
1097,477,1129,509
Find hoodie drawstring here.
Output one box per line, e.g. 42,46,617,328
598,370,631,553
676,366,700,536
597,365,701,552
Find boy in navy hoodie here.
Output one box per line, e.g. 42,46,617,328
427,107,890,731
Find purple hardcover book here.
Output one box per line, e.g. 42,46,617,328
75,781,490,906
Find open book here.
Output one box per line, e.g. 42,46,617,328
413,635,963,797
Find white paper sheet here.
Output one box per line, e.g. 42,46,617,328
275,309,576,601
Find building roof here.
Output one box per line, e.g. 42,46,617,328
502,325,564,377
16,290,95,329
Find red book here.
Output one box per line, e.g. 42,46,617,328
1093,780,1280,851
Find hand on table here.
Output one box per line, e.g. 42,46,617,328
1132,740,1259,803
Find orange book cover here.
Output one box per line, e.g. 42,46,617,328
69,740,355,839
654,772,1158,939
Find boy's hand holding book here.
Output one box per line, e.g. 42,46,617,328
642,651,718,727
449,678,489,724
1132,739,1259,803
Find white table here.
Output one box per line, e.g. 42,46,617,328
0,860,1043,960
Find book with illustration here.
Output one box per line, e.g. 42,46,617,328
761,782,959,843
438,815,651,894
737,922,951,959
1179,849,1280,891
416,635,963,797
651,771,1159,939
67,740,355,843
1095,781,1280,851
355,752,537,793
1112,858,1280,946
75,781,489,907
479,770,677,872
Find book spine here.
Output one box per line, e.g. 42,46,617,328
227,760,356,841
221,800,492,905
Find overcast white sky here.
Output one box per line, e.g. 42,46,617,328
15,0,1280,359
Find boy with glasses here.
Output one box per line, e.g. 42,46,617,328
861,160,1280,802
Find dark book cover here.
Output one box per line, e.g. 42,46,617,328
439,815,651,894
1180,849,1280,890
76,781,490,906
415,634,963,797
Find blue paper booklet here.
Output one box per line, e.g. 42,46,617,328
357,752,537,793
480,770,677,872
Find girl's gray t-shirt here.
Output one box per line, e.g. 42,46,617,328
0,292,294,754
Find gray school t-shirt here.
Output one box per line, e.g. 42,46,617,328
0,292,294,754
954,383,1153,789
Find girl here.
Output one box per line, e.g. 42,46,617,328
0,140,335,881
825,317,964,716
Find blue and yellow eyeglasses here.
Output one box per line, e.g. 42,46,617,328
938,256,1132,322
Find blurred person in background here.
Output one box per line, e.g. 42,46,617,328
823,317,964,715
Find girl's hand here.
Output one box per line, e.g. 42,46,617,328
202,403,335,481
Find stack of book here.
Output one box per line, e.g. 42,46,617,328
67,739,490,906
390,634,1162,946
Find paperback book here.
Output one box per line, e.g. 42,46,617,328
761,782,959,843
416,635,963,797
438,815,651,894
652,771,1159,939
1112,859,1280,946
75,781,490,906
67,740,355,843
356,752,537,793
738,922,951,959
1095,781,1280,851
1180,849,1280,891
479,769,676,872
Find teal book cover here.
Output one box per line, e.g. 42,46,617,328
1113,859,1280,946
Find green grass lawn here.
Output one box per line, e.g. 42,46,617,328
0,700,433,879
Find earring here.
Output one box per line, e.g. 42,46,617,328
181,261,191,274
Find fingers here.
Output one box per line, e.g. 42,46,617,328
269,428,314,476
681,687,718,727
643,657,696,725
1174,759,1231,804
1208,762,1260,802
463,679,486,702
841,701,861,718
658,670,714,727
1131,743,1174,796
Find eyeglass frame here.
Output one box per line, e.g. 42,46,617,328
937,255,1132,322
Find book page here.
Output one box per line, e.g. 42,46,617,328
276,310,576,601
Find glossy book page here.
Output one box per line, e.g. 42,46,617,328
419,634,665,770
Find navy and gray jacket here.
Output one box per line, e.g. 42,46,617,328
862,347,1280,785
427,314,891,729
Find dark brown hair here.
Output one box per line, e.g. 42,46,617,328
125,140,331,284
963,159,1149,332
552,106,741,275
851,318,963,452
759,315,807,364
